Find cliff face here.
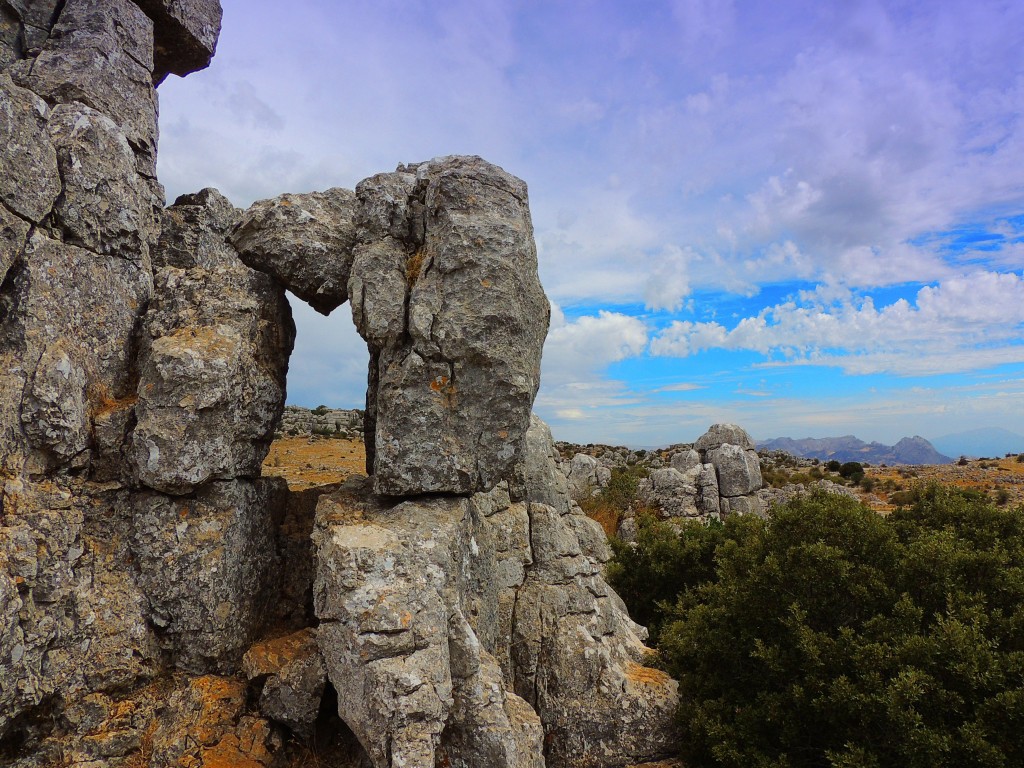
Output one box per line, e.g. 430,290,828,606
0,4,678,766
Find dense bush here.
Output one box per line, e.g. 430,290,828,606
610,486,1024,768
838,461,865,484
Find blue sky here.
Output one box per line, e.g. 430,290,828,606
156,0,1024,451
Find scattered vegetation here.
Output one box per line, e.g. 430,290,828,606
609,485,1024,768
578,464,653,537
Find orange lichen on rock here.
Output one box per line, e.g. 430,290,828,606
625,660,672,687
242,628,317,679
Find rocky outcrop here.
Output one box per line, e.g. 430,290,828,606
1,0,216,747
277,404,364,438
1,2,678,765
350,157,550,496
233,156,550,497
313,416,678,768
131,189,293,495
563,452,611,499
229,187,358,315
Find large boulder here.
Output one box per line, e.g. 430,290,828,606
313,480,544,768
229,187,358,315
131,479,279,672
707,442,763,497
352,156,550,496
130,189,293,494
132,0,223,82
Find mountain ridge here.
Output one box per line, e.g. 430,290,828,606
758,434,953,465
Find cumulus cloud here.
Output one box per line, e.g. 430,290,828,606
542,307,649,385
651,271,1024,374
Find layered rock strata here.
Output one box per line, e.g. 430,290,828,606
1,0,221,744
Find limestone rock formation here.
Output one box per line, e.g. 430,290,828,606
131,189,293,494
133,0,222,82
313,416,678,768
618,423,764,536
229,187,358,315
351,156,550,496
1,2,681,764
563,452,611,499
233,156,550,497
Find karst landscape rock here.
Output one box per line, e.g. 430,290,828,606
0,3,682,765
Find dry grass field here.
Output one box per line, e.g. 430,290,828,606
858,454,1024,511
261,436,367,491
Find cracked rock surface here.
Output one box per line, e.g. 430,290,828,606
1,2,680,765
313,416,678,768
234,155,550,497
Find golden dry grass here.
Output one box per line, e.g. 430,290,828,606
262,436,366,491
860,455,1024,511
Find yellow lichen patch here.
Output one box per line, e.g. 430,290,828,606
198,718,276,768
243,628,316,678
624,660,672,686
480,278,492,288
261,436,366,491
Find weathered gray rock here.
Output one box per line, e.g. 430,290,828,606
131,189,293,494
670,448,701,473
0,73,60,223
698,462,721,517
695,422,757,452
0,478,158,740
312,417,678,767
131,479,278,672
351,156,550,496
229,187,358,315
47,101,161,261
10,0,160,171
242,628,326,738
509,417,679,767
0,201,29,286
564,452,611,499
313,480,544,768
20,342,90,467
133,0,223,82
510,413,572,514
707,442,763,497
10,232,152,475
277,404,364,438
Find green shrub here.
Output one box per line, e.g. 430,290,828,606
579,464,652,539
838,461,864,485
612,486,1024,768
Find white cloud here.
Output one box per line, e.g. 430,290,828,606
542,308,649,386
651,270,1024,374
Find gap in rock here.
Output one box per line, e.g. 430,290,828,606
284,296,368,412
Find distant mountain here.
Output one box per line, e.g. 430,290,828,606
758,435,953,465
931,428,1024,459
